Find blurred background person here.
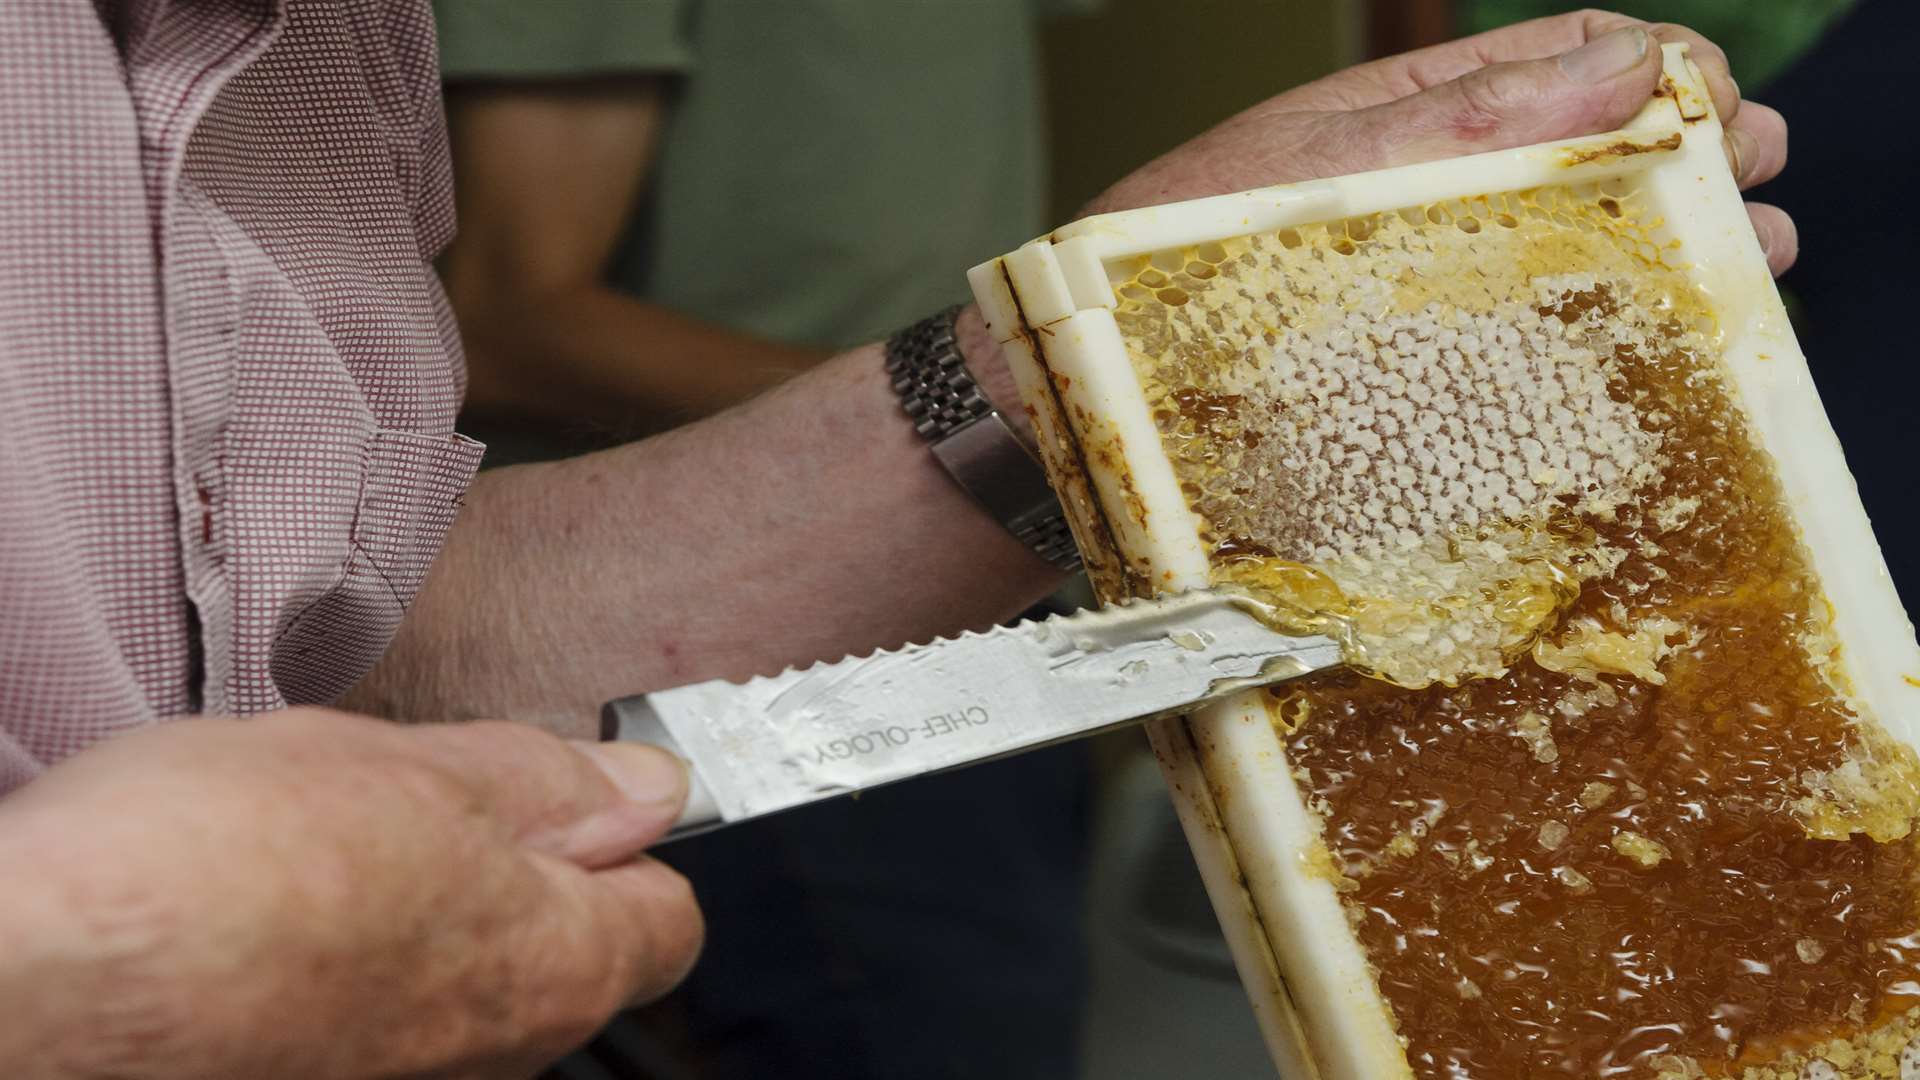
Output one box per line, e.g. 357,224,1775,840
436,1,1087,453
431,3,1096,1079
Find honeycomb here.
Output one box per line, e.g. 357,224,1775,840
1109,183,1920,1078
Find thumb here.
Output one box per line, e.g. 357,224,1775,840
542,741,690,867
410,721,689,866
1344,25,1661,171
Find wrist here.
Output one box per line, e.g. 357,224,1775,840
885,305,1078,573
952,304,1033,448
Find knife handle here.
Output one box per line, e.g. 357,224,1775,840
599,695,724,840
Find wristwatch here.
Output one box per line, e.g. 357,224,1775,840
885,305,1082,572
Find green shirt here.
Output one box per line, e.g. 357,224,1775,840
436,0,1073,350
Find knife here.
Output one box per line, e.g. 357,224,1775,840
600,589,1342,840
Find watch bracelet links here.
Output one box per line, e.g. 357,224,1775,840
885,306,1082,572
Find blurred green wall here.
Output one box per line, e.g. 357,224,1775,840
1040,0,1362,223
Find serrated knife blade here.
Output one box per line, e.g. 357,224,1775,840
600,590,1342,839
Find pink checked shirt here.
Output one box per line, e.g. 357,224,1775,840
0,0,481,790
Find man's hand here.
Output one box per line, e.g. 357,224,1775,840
1090,12,1795,274
0,710,701,1080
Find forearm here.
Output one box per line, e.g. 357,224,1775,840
0,811,162,1078
348,308,1058,735
455,282,825,428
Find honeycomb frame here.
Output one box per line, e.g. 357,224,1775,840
970,44,1920,1080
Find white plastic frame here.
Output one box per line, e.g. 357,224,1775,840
969,45,1920,1078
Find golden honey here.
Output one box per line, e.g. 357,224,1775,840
1110,184,1920,1078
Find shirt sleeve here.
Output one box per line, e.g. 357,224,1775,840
432,0,695,80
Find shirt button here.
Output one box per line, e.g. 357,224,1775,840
194,481,217,553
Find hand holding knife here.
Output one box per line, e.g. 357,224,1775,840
602,590,1342,840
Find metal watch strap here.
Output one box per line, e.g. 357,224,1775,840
885,305,1081,571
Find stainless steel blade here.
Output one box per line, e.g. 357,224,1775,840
601,591,1341,839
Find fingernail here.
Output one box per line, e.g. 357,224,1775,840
1560,27,1650,85
1723,128,1758,181
575,741,688,808
1751,216,1775,255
